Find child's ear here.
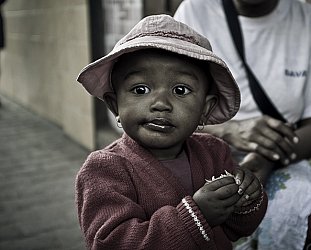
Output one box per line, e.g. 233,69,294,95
201,95,218,124
103,93,119,116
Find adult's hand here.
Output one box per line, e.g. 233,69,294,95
239,152,275,184
221,115,299,164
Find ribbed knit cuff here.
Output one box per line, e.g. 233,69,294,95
234,186,264,215
177,196,215,247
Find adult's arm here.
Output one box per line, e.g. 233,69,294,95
200,115,310,165
239,152,275,184
293,117,311,161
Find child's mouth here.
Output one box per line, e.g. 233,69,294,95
144,118,175,132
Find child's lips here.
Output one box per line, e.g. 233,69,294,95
144,118,175,132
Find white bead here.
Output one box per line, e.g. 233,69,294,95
182,198,210,242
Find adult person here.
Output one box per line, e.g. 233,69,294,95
174,0,311,249
0,0,6,107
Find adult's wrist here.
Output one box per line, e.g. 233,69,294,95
222,120,239,142
239,152,275,184
203,120,238,141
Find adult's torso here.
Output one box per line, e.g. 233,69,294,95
174,0,311,123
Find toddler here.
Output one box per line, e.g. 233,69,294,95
75,14,267,250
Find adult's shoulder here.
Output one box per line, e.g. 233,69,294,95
175,0,221,9
290,0,311,21
174,0,223,21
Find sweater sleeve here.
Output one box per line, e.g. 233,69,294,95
75,151,219,250
223,192,268,242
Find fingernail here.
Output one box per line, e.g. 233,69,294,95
235,178,241,185
249,142,258,150
238,188,243,195
284,159,290,165
290,153,297,160
293,137,299,144
273,154,280,160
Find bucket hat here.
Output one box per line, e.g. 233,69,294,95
77,14,240,124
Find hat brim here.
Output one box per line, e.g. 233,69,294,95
77,35,240,125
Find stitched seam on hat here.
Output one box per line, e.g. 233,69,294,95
120,31,200,46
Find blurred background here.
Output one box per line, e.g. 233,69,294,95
0,0,182,249
0,0,184,151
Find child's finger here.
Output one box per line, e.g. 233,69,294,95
204,176,236,191
235,194,251,208
235,188,262,208
236,169,254,196
247,188,262,201
235,177,263,207
221,193,241,207
242,177,261,196
233,168,244,186
215,183,239,199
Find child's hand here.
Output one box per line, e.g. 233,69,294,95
193,176,240,227
233,168,263,208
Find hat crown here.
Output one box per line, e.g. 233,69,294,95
115,14,212,52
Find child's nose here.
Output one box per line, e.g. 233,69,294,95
149,91,172,112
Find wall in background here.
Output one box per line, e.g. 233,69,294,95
0,0,95,149
0,0,185,150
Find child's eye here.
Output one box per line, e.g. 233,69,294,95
131,85,151,95
173,85,192,96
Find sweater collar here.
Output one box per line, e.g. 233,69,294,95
121,133,206,195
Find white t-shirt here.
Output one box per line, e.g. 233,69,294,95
174,0,311,123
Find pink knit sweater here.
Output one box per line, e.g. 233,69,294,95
75,133,267,249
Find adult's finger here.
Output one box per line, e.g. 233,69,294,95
266,116,299,144
252,123,296,163
243,118,297,162
254,142,292,165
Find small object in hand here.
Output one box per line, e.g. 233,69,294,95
206,170,246,196
205,170,236,184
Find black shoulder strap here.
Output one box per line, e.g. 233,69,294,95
222,0,286,122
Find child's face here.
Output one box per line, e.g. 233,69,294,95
110,50,216,160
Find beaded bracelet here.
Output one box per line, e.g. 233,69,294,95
234,184,264,215
235,193,264,214
182,198,210,242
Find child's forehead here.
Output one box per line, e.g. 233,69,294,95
111,49,212,93
115,49,207,71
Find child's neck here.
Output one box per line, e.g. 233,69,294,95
148,145,184,161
